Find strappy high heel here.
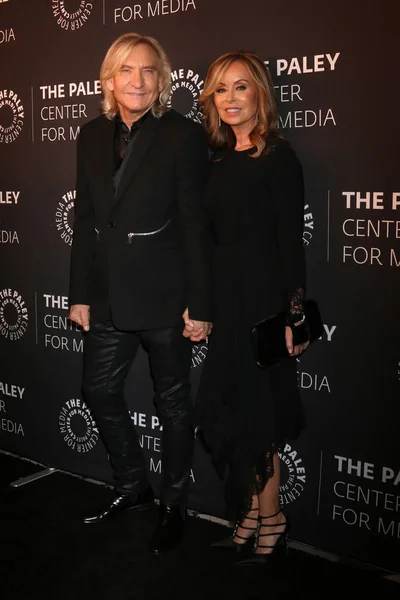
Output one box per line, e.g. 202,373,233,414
211,508,259,553
235,508,289,566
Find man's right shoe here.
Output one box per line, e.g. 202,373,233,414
149,504,186,554
82,487,154,524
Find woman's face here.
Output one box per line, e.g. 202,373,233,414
213,61,258,129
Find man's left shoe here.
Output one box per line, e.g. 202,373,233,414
149,504,185,554
82,487,154,524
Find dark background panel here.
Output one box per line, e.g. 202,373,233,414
0,0,399,573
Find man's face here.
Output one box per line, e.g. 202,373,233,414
107,43,162,122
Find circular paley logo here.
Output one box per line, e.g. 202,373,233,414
168,68,204,122
56,190,75,246
303,203,314,247
191,339,208,368
278,444,306,505
59,399,99,453
0,288,28,341
52,1,95,31
0,90,24,143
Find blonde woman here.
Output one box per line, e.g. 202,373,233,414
195,51,309,566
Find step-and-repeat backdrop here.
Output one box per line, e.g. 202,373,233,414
1,0,399,573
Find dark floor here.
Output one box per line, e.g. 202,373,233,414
0,453,398,600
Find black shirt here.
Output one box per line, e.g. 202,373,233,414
113,110,150,173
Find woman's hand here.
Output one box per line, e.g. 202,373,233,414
285,325,309,357
182,308,212,342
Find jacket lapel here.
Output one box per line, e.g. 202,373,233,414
111,111,158,213
97,116,116,205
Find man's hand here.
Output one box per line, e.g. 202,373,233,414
182,308,212,342
69,304,90,332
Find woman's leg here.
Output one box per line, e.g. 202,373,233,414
232,494,259,544
256,453,287,554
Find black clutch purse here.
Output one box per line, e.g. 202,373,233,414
251,300,323,369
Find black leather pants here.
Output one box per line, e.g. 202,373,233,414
82,320,194,507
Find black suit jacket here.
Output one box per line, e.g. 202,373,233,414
69,109,211,330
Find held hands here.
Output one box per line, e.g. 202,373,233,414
285,325,309,357
182,308,213,342
69,304,90,332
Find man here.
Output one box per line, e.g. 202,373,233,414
69,33,212,554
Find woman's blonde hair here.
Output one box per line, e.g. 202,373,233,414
100,33,171,119
200,50,280,157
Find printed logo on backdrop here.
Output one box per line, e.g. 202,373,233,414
0,90,24,143
0,29,15,44
264,52,340,129
0,0,15,45
37,81,101,142
0,380,25,437
340,191,400,267
191,339,208,368
168,68,204,123
131,411,197,481
303,203,314,247
52,0,96,31
278,444,306,505
59,399,99,453
56,190,75,246
332,455,400,542
114,1,197,23
0,289,28,341
0,222,19,244
296,324,336,393
0,190,20,205
42,294,83,352
0,192,21,245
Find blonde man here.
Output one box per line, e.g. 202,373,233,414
69,33,212,554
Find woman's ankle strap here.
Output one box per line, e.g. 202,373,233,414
259,508,282,519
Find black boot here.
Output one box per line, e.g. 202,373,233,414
149,504,185,554
82,487,154,524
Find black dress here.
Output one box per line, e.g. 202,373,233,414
196,136,306,521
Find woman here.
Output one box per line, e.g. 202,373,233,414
194,51,309,566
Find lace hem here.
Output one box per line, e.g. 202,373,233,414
241,443,283,516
